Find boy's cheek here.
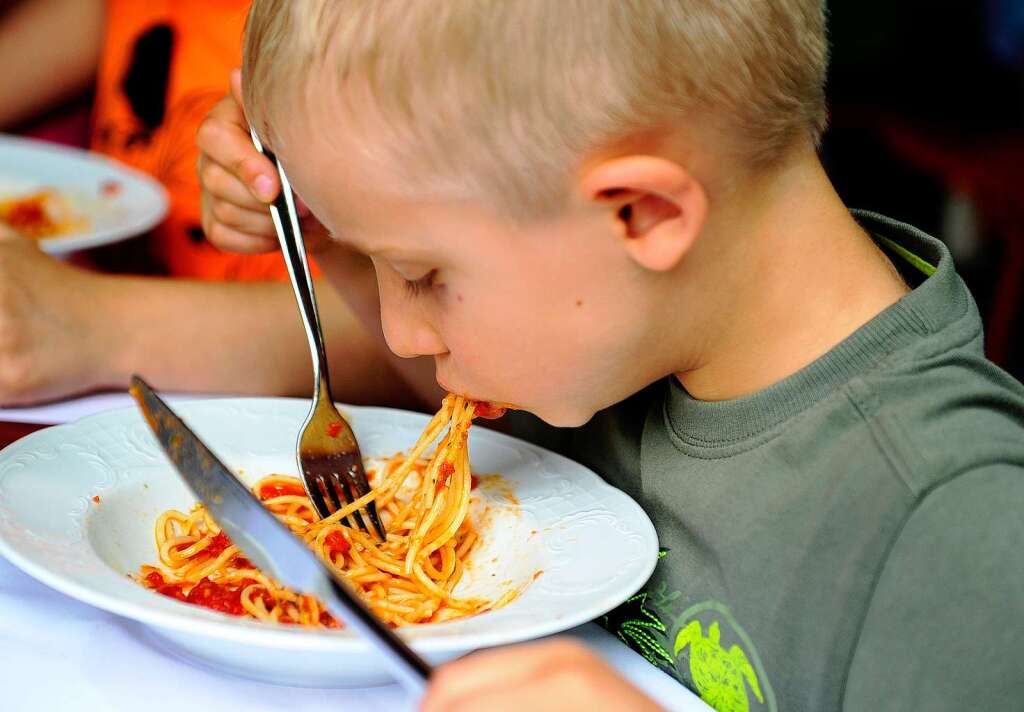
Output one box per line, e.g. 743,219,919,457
446,304,599,421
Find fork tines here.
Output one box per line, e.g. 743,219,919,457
305,453,385,541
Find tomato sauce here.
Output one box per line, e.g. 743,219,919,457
144,570,273,617
258,481,306,500
100,180,122,197
472,402,507,420
204,531,233,557
6,197,49,232
185,578,247,615
143,571,187,603
324,531,350,557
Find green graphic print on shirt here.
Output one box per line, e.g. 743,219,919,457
601,551,777,712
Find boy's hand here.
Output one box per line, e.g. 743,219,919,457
420,639,666,712
195,78,439,409
196,69,330,254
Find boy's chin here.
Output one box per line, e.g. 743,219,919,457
530,404,597,429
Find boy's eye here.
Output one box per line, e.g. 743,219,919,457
403,269,438,297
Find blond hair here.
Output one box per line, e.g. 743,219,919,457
243,0,828,217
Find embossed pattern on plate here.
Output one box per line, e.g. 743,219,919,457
0,398,658,686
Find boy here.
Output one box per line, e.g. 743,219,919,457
197,1,1024,710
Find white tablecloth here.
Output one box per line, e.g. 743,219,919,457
0,394,708,712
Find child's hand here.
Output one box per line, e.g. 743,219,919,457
420,639,666,712
0,231,115,405
196,69,330,254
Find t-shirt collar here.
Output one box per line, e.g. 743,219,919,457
663,211,972,449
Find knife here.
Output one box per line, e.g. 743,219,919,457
129,375,432,693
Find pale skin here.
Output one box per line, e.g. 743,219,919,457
198,70,908,706
0,0,410,407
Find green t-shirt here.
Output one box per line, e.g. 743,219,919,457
506,212,1024,711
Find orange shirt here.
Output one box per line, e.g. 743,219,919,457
91,0,289,281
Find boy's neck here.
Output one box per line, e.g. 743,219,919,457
675,151,910,402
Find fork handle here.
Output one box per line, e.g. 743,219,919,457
249,129,331,398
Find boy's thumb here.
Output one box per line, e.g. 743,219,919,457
229,69,245,114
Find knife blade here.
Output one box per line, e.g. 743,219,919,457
129,375,432,692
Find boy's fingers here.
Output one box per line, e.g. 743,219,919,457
230,68,245,112
227,67,280,203
422,640,595,712
209,200,276,237
196,99,279,203
422,640,664,712
199,158,269,212
424,686,550,712
204,221,280,255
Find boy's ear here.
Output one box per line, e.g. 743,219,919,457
580,155,707,272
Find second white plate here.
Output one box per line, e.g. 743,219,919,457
0,134,168,254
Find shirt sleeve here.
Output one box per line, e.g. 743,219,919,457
842,463,1024,711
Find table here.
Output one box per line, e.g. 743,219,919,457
0,395,708,712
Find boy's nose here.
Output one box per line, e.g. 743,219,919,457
379,291,446,359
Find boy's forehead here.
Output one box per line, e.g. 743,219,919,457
280,141,460,261
276,87,528,260
279,73,503,251
277,125,411,251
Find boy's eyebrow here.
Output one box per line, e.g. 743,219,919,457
326,227,374,254
327,230,433,263
326,230,362,252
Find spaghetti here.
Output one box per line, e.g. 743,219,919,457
139,395,515,628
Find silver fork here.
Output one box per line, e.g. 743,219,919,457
249,128,384,539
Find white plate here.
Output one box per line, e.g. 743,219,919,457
0,134,168,254
0,398,658,687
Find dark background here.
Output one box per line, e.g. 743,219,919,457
822,0,1024,378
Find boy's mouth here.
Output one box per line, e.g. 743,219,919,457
472,402,509,420
435,375,513,418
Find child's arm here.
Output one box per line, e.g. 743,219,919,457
0,0,105,129
0,226,416,407
421,639,666,712
196,72,442,409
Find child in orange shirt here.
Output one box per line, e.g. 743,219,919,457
0,0,408,407
91,0,288,281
